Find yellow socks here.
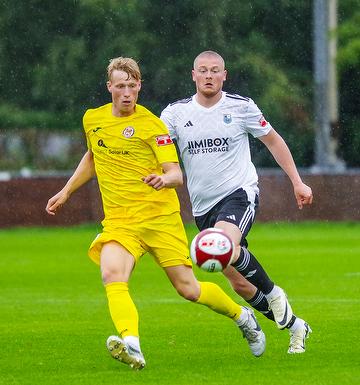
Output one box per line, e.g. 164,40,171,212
105,282,139,337
105,281,241,338
196,281,241,320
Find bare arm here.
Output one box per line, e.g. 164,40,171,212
45,150,96,215
142,162,183,190
258,128,313,209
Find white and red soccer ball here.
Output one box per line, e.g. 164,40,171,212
190,228,235,272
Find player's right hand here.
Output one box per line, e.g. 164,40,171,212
141,174,165,190
45,190,69,215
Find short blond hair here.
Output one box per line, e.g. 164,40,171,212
107,57,141,81
193,50,225,69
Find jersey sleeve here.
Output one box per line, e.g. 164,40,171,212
147,117,179,164
160,104,177,140
244,98,272,138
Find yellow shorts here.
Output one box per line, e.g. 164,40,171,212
88,212,192,268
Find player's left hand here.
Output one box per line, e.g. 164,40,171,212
142,174,165,190
293,183,313,209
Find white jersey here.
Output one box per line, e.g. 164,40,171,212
160,91,272,216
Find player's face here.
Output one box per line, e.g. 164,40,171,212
192,56,227,98
107,70,141,117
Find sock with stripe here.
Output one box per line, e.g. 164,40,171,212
231,246,274,295
247,288,275,321
286,315,297,330
105,281,139,337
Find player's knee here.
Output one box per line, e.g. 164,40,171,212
101,269,114,284
101,267,125,284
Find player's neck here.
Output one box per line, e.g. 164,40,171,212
111,102,136,118
195,91,222,108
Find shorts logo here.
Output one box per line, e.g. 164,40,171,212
259,115,268,127
123,126,135,138
156,134,173,146
223,114,232,124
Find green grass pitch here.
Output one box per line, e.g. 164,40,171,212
0,222,359,385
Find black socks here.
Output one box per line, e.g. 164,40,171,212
231,246,274,295
247,289,275,321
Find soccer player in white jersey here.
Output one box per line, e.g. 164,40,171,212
161,50,313,354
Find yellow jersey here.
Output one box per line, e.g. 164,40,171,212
83,103,181,223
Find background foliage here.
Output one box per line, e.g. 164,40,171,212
0,0,359,166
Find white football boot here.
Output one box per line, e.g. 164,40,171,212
236,307,266,357
106,335,146,370
267,286,293,329
288,320,312,354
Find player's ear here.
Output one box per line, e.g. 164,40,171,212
138,81,142,91
223,69,227,81
106,81,112,93
191,69,196,82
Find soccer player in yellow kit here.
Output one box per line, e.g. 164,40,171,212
46,57,265,370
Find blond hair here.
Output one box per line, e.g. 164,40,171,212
193,50,225,69
107,57,141,81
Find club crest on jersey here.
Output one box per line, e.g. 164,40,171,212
122,126,135,138
259,115,268,127
223,114,232,124
156,134,173,146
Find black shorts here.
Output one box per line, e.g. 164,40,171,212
194,188,259,247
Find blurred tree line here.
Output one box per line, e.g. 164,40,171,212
0,0,359,167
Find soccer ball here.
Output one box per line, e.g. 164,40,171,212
190,228,235,272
